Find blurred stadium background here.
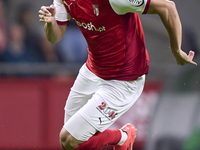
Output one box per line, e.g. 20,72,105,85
0,0,199,150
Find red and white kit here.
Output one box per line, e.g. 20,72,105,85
54,0,150,80
54,0,151,141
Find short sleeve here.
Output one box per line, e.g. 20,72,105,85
109,0,151,15
53,0,71,25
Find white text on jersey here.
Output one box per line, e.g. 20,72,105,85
73,18,106,32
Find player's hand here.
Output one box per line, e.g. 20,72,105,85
39,5,56,23
173,50,197,66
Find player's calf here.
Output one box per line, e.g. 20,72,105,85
59,127,83,150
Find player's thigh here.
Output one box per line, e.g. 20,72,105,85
64,64,100,122
78,75,145,132
64,111,97,141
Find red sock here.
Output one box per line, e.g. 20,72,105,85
74,129,121,150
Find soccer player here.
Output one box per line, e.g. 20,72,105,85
39,0,197,149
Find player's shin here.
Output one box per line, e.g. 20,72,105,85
74,129,121,150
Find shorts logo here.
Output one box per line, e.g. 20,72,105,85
97,102,117,120
99,117,104,124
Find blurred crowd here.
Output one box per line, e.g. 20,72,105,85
0,0,88,65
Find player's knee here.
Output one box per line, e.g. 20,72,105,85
59,128,72,149
59,127,80,150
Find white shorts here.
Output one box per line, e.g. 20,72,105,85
63,64,145,141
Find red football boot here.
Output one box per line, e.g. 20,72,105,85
113,123,137,150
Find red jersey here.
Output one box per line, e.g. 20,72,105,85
54,0,151,80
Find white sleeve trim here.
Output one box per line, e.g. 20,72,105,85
109,0,147,15
53,0,71,22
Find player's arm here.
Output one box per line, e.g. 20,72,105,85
39,5,67,44
147,0,197,66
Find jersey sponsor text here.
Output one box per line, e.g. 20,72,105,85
73,18,106,32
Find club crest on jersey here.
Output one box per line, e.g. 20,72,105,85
92,4,99,16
